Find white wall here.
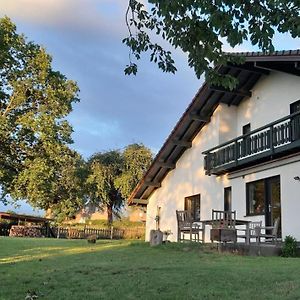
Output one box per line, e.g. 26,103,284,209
236,72,299,135
219,104,237,144
146,71,300,242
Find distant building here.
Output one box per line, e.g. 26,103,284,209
69,203,146,224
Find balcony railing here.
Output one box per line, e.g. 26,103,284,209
203,111,300,175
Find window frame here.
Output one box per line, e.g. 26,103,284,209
242,123,251,135
246,176,280,217
290,99,300,114
224,187,232,212
246,179,266,216
184,194,201,222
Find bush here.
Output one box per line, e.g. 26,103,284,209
282,235,298,257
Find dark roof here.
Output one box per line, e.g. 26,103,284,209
129,50,300,205
0,212,52,223
229,49,300,59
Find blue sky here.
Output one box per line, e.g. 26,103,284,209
0,0,299,215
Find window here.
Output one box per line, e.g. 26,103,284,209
224,187,232,211
246,180,265,215
290,100,300,114
246,176,280,216
184,194,200,222
243,123,251,135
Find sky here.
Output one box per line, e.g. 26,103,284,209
0,0,299,215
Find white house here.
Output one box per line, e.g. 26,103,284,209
129,50,300,242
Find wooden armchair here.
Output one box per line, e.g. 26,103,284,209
256,217,280,244
210,210,237,243
237,221,262,244
211,210,236,229
176,210,204,242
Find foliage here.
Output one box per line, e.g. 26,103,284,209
86,144,152,224
0,17,85,220
115,143,153,199
282,235,298,257
124,0,300,88
3,238,300,299
86,150,124,224
11,149,88,222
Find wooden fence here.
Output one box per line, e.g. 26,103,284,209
0,224,145,240
49,226,145,240
49,227,121,239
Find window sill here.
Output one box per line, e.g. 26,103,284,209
244,214,264,217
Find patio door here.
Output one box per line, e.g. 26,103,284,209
265,176,281,237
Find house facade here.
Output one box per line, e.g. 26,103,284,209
129,50,300,242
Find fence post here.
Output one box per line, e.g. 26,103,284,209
110,226,113,240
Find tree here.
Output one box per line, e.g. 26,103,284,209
12,148,88,222
86,150,124,225
0,17,84,219
123,0,300,89
86,144,153,224
115,143,153,200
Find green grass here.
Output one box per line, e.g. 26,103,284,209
1,238,300,300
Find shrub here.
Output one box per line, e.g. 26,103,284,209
282,235,298,257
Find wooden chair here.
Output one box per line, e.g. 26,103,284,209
256,217,280,244
176,210,204,242
211,210,237,243
237,221,262,244
211,210,236,229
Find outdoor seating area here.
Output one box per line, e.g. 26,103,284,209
176,209,281,246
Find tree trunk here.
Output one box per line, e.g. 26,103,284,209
107,203,113,225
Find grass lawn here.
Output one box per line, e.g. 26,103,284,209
1,237,300,299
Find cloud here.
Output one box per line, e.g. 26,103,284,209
69,113,121,141
0,0,128,37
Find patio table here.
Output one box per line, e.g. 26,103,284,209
200,219,251,245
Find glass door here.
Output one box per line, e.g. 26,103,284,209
265,176,281,237
224,187,232,212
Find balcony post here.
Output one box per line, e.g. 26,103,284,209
270,125,274,154
234,141,238,166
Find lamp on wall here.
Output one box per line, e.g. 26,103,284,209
294,176,300,181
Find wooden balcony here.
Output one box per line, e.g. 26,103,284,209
203,112,300,175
